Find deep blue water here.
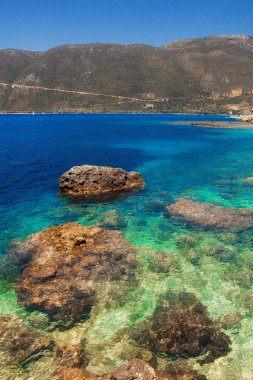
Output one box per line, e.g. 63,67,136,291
0,113,252,252
1,113,253,379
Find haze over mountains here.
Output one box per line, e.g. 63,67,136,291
0,35,253,113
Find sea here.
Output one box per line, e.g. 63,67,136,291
0,113,253,379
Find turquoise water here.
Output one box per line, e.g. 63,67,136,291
1,114,253,379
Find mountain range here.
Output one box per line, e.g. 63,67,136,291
0,35,253,113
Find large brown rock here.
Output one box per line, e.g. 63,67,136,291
137,293,231,364
59,165,144,199
166,198,253,230
14,222,136,324
0,315,54,366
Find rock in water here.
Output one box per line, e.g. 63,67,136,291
0,314,90,375
14,222,136,324
110,359,156,380
0,315,54,366
60,359,206,380
59,165,144,199
166,198,253,230
53,342,87,375
158,362,207,380
244,176,253,184
137,293,231,364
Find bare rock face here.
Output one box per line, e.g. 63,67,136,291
137,293,231,364
0,315,54,366
166,198,253,230
59,165,144,199
14,222,136,324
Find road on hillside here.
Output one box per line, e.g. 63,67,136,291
0,82,159,103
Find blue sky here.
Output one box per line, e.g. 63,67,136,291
0,0,253,51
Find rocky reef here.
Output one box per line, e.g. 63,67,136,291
136,293,231,365
0,313,208,379
166,198,253,230
59,165,144,199
0,314,54,367
0,314,89,376
60,359,207,380
3,158,245,379
0,314,207,379
12,222,136,324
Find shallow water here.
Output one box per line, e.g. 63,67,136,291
1,113,253,379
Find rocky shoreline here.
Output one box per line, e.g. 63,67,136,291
2,163,253,379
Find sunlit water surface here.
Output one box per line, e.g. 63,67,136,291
1,114,253,379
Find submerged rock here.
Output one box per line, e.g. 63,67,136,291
53,342,88,377
0,315,54,366
176,235,196,249
0,314,90,377
137,293,231,364
60,359,206,380
217,312,242,330
111,359,156,380
97,209,127,229
244,176,253,184
60,368,95,380
166,198,253,230
158,362,207,380
14,222,136,324
59,165,144,199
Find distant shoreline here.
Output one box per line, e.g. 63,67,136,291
0,111,234,117
183,120,253,130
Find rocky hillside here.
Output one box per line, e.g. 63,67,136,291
0,35,253,113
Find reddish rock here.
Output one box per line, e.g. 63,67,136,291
0,314,54,366
52,343,88,379
53,343,87,369
159,362,207,380
14,222,136,324
59,368,104,380
60,368,87,380
59,165,144,199
166,198,253,230
137,293,231,364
